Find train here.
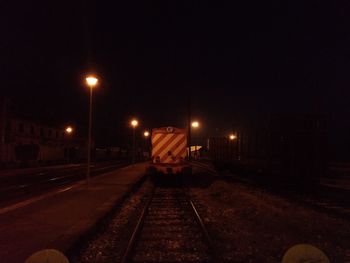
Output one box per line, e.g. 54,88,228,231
208,114,327,184
147,126,192,175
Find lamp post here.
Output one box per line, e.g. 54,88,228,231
130,119,138,164
191,121,200,159
65,126,73,164
229,133,237,162
144,131,150,160
85,75,98,185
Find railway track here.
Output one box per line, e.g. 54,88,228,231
0,161,130,206
121,185,220,263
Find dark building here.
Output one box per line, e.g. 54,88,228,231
0,99,87,166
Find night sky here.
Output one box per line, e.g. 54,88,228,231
1,1,350,158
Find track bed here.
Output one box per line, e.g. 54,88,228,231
128,187,213,263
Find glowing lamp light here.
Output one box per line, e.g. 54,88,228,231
191,121,199,128
229,134,237,140
85,76,98,87
131,119,138,127
65,126,73,134
144,131,150,137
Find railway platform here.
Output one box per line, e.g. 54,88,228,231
0,162,147,263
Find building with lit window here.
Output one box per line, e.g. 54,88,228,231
0,99,87,166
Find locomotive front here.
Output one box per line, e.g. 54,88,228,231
147,126,192,175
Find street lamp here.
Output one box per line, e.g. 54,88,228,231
229,134,237,140
85,75,98,185
143,131,150,160
191,121,200,159
130,119,138,164
131,119,138,127
65,126,73,134
191,121,199,128
65,126,73,163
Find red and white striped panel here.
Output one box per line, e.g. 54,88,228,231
151,128,187,164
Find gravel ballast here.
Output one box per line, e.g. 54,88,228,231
191,180,350,262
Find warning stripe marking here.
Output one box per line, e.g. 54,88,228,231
158,135,184,162
152,134,174,154
152,134,177,157
161,135,186,162
164,144,187,163
173,141,188,158
163,138,187,163
152,133,167,147
175,147,187,159
151,133,161,143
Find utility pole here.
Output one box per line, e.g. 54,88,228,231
132,127,136,164
187,95,192,161
85,75,98,186
130,119,138,164
87,87,93,185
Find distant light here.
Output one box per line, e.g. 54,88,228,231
229,134,237,140
191,121,199,128
144,131,150,137
131,119,138,127
85,76,98,87
65,126,73,134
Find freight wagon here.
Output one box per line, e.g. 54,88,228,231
209,114,327,183
147,127,192,175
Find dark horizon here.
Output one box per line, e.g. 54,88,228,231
1,1,350,159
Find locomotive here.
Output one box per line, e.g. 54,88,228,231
147,126,192,175
208,114,327,184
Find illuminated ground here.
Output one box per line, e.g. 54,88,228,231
191,179,350,262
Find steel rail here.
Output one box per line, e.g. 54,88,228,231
121,186,155,263
188,198,222,263
122,184,221,263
